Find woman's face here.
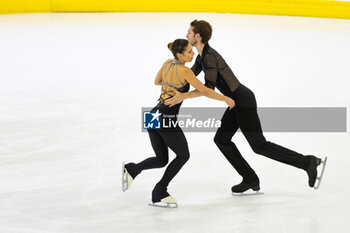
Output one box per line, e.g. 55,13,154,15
178,44,194,63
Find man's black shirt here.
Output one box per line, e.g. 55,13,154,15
191,43,240,97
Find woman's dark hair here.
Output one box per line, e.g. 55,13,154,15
190,20,212,44
167,39,189,59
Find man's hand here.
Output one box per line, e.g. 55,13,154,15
164,89,184,107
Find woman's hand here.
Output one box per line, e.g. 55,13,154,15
164,89,184,107
225,97,235,110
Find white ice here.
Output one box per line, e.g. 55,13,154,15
0,13,350,233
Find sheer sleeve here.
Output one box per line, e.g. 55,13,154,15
203,53,218,90
191,56,202,76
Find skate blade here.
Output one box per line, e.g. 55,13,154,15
148,202,178,208
232,191,264,196
122,162,128,192
314,156,328,190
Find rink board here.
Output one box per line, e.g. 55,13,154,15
1,0,350,19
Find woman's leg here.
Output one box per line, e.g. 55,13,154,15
152,126,190,202
125,129,169,179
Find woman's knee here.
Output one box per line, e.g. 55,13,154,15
158,157,169,167
177,150,190,163
213,132,222,145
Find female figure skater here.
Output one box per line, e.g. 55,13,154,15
165,20,327,194
122,39,235,207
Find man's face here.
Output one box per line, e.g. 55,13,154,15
186,26,198,46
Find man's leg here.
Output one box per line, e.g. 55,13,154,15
214,107,259,182
236,106,309,170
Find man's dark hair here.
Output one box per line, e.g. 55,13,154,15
190,20,212,44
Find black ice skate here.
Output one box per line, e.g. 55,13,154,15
306,156,328,190
231,180,263,196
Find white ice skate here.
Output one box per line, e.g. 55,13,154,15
122,162,133,192
148,196,178,208
314,156,328,190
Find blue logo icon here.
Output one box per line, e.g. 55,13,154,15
143,110,162,129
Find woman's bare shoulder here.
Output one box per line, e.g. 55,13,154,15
177,65,192,74
162,59,173,67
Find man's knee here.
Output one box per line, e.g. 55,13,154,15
214,132,230,146
182,151,190,163
251,142,266,154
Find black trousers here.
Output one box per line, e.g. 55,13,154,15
126,103,190,190
214,84,310,182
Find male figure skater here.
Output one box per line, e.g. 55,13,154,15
165,20,327,193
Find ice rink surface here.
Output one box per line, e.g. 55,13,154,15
0,12,350,233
